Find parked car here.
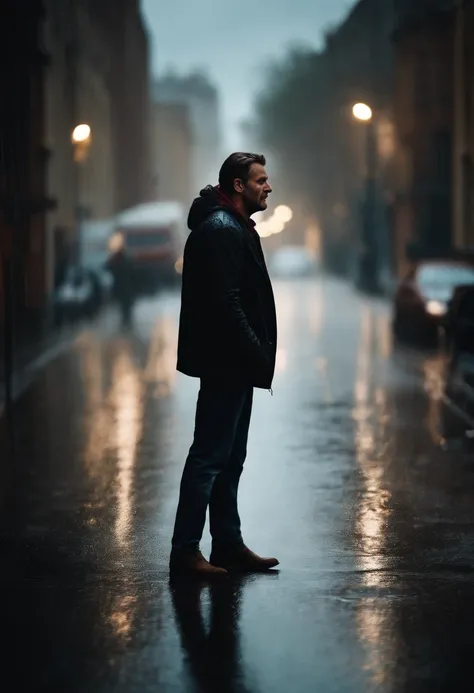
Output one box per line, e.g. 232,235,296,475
440,285,474,438
392,259,474,346
81,218,115,304
86,263,113,306
53,266,100,326
268,246,318,279
444,284,474,389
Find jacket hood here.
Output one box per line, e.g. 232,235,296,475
187,185,238,231
187,185,258,235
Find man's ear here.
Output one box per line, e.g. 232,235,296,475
233,178,245,194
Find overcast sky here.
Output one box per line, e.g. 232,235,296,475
141,0,352,150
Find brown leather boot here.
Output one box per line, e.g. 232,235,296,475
169,549,228,578
210,544,279,572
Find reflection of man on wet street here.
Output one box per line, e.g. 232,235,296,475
170,152,279,578
170,579,253,692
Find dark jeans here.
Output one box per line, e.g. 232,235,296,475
171,381,254,551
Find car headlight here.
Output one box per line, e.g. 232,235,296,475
426,299,447,316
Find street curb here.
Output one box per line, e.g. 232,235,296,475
443,378,474,430
442,392,474,430
396,346,474,433
0,331,80,419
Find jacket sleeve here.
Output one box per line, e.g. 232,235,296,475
201,218,268,364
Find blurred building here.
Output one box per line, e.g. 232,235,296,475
152,71,221,194
44,0,152,275
0,0,54,354
0,0,152,363
44,0,116,297
453,0,474,249
392,0,456,275
151,103,192,209
107,0,152,213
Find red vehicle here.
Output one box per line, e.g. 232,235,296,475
392,259,474,345
114,202,186,294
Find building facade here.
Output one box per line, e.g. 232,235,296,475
392,0,456,274
152,71,221,194
45,0,152,290
453,0,474,249
108,0,152,212
0,0,53,354
44,0,152,245
43,0,117,294
151,103,192,209
1,0,152,366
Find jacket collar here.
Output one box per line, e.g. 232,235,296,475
212,187,271,284
214,186,256,234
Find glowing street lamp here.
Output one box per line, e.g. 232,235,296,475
72,123,92,164
72,123,91,143
71,124,92,260
352,103,373,122
351,103,379,292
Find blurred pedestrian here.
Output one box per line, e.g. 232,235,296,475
106,235,135,327
170,152,279,578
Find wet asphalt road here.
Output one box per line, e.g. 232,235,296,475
1,277,474,692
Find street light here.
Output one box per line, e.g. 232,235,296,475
352,103,379,293
71,123,92,163
72,123,91,143
352,103,373,122
71,123,92,262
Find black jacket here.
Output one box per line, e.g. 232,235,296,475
176,186,277,389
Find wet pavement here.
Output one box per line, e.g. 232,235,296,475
1,277,474,692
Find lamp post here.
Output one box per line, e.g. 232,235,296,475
71,123,92,264
352,103,379,294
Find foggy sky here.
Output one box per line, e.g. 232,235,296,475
141,0,352,150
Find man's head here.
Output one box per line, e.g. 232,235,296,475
218,152,272,217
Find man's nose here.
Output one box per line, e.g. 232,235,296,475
265,183,272,192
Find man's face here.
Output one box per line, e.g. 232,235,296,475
236,163,272,215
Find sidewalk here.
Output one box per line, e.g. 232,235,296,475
0,322,87,415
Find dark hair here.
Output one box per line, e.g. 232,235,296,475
218,152,266,195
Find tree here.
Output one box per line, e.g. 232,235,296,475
252,46,351,269
254,48,328,208
251,1,397,281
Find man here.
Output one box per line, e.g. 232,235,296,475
106,240,136,327
170,152,279,577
